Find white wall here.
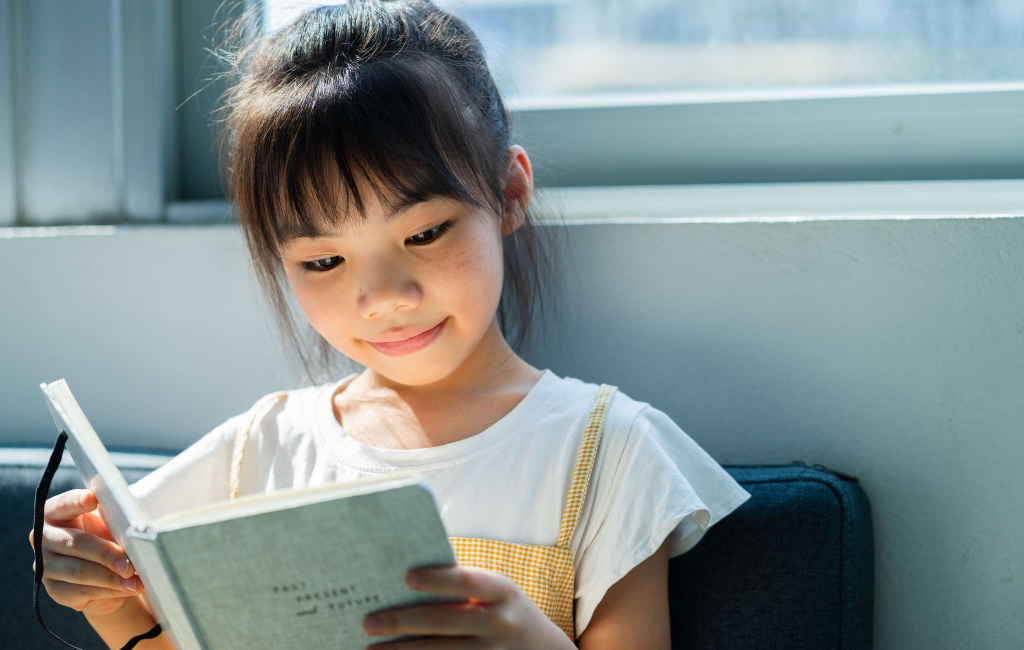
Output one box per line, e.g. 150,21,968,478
0,226,301,447
1,203,1022,648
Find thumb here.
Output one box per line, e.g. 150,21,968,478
43,489,97,524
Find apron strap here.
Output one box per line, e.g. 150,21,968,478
32,431,163,650
229,391,288,501
556,384,618,550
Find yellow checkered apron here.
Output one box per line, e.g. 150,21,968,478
229,383,619,642
448,383,618,641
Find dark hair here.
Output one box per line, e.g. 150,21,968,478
212,0,564,384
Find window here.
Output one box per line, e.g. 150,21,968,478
260,0,1024,188
266,0,1024,101
2,1,1021,226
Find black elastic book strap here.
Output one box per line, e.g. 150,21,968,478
33,431,164,650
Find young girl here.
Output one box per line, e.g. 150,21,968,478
30,2,751,648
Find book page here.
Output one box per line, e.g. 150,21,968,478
153,471,427,531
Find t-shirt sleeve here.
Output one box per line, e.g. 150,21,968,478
573,403,752,636
127,413,245,522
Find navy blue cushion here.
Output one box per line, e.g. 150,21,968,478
2,446,174,650
1,445,872,649
670,464,873,650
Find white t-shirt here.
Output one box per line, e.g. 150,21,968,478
128,368,751,636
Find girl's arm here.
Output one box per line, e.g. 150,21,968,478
576,537,672,650
83,595,174,650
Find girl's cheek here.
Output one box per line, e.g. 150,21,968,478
442,222,503,299
436,251,499,324
288,279,320,315
289,275,343,333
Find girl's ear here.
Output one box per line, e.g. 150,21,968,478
501,145,533,235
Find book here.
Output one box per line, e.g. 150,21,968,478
40,378,465,650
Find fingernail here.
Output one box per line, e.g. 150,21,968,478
122,577,137,592
115,558,128,576
364,615,381,632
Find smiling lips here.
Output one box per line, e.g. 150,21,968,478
368,317,447,356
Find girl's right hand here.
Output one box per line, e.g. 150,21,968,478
28,488,145,618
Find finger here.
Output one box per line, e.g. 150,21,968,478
42,525,134,578
41,577,139,610
364,601,493,639
44,489,96,524
81,509,116,543
407,565,512,603
366,636,484,650
41,550,143,593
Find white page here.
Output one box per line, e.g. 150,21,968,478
39,379,150,551
153,471,427,531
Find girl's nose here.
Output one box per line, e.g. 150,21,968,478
356,265,421,319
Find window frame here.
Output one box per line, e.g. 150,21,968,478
508,83,1024,188
0,0,17,226
151,0,1024,209
2,0,1023,227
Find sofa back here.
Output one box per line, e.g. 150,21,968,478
1,445,873,649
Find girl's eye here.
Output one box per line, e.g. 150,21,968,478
297,220,453,273
407,220,454,246
300,256,343,273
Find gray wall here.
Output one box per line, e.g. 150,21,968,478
532,216,1024,650
1,214,1022,649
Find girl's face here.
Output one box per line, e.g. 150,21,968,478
279,148,531,388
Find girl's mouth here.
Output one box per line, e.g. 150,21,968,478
368,317,447,356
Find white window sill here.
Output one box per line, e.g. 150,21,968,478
539,178,1024,223
3,178,1023,237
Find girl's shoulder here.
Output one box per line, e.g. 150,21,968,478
129,379,348,520
235,376,348,438
552,372,750,526
559,374,737,492
545,371,655,436
202,375,353,464
239,382,326,420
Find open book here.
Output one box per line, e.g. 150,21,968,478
40,379,464,650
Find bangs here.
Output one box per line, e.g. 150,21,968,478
232,53,506,253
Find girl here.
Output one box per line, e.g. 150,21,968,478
29,1,751,648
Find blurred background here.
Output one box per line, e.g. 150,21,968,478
1,1,1023,649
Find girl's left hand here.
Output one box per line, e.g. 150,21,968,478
362,565,575,649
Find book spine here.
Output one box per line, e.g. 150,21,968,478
125,526,207,650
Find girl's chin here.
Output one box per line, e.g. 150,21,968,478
370,362,462,388
361,343,466,385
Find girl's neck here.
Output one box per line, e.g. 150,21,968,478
331,317,544,450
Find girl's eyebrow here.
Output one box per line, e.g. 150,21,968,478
280,196,435,245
